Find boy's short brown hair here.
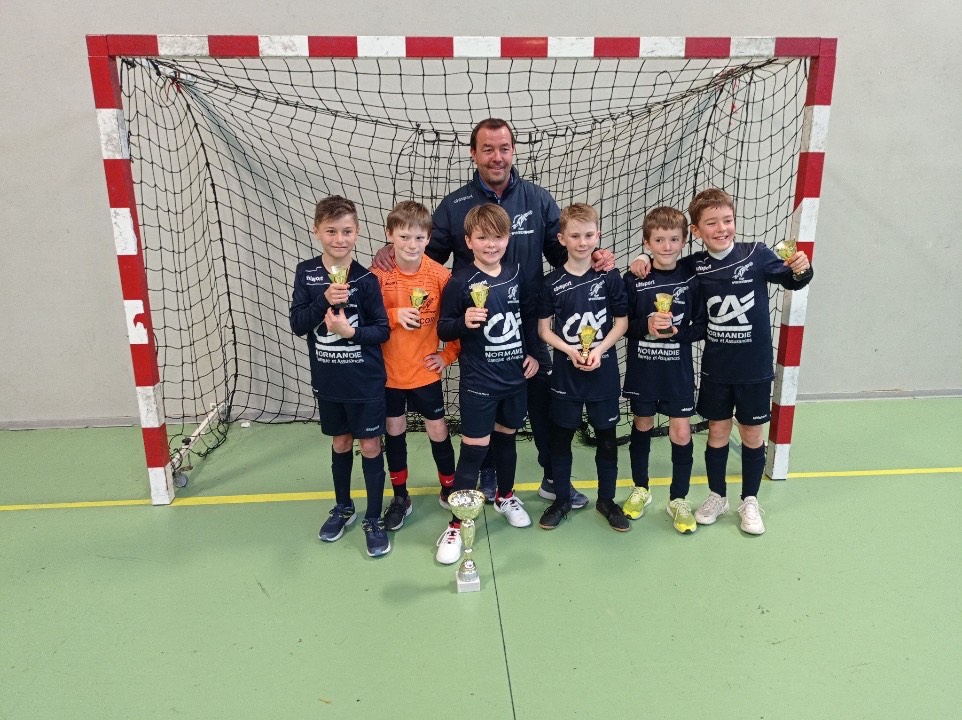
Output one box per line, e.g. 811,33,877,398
688,188,735,226
386,200,432,235
464,203,510,238
559,203,599,234
643,206,689,241
314,195,358,227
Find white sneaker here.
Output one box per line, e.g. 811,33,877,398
694,492,730,525
737,496,765,535
494,494,531,527
435,525,463,564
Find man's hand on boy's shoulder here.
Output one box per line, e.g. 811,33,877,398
371,245,396,271
629,254,651,279
590,248,616,272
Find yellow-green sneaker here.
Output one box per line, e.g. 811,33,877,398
622,486,652,520
667,498,697,534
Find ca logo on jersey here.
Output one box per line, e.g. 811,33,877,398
561,309,608,344
707,292,754,325
314,313,358,345
484,310,523,354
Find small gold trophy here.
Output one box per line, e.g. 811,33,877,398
469,282,489,308
329,264,349,309
654,293,674,336
774,237,803,280
410,287,429,309
577,325,597,360
448,489,486,593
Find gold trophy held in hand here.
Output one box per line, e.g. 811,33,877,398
410,287,429,327
448,489,486,593
329,265,349,309
774,237,804,280
469,282,489,308
654,293,674,336
578,325,598,361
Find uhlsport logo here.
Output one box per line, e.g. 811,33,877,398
511,210,534,234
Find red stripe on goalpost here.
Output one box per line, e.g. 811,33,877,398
308,36,359,57
805,45,837,106
769,403,796,444
685,37,731,57
406,37,454,57
107,35,159,56
797,241,815,262
773,37,821,57
594,37,641,57
501,37,548,57
776,325,805,367
209,35,260,57
794,152,824,205
142,427,171,467
131,345,160,387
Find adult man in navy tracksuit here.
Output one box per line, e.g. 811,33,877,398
376,118,614,508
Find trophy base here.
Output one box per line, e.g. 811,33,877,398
656,328,673,336
456,576,481,593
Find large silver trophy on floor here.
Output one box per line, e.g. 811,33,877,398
448,489,486,593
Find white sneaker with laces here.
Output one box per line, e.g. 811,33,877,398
435,525,463,564
694,491,730,525
494,494,532,528
737,496,765,535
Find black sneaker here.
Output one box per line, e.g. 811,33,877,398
596,497,631,532
539,499,573,530
382,495,413,531
318,502,356,542
362,518,391,557
478,468,497,503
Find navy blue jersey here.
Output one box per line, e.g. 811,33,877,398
429,168,566,374
692,243,813,383
622,261,706,402
538,267,628,402
289,258,389,402
438,263,538,399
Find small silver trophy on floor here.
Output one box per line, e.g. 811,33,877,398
448,489,485,593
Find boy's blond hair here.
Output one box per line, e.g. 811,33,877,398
386,200,432,235
559,203,599,234
314,195,358,227
688,188,734,226
643,206,689,241
464,203,510,238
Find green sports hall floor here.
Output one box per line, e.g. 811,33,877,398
1,397,960,719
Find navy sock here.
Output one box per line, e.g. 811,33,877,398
629,426,652,488
669,440,694,500
549,425,576,502
361,453,386,519
490,430,518,498
594,426,618,501
331,448,353,506
430,436,456,477
384,432,408,497
741,443,766,499
705,444,729,497
454,442,489,492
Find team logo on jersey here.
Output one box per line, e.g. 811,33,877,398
512,210,533,231
507,285,519,303
588,280,605,301
732,263,753,282
707,292,754,325
313,313,359,346
561,309,607,345
672,286,687,302
484,310,524,360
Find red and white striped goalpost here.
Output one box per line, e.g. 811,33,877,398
86,34,836,503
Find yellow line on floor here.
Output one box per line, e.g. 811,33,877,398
2,466,960,512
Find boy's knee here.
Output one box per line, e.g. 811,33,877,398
331,434,353,453
424,418,449,442
633,416,654,431
357,436,382,457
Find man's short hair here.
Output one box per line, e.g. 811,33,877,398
385,200,432,235
559,203,599,234
688,189,735,226
314,195,358,227
470,118,516,150
643,206,689,240
464,203,510,238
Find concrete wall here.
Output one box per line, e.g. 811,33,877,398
1,0,960,425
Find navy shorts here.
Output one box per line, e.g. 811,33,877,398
385,380,445,421
630,396,696,419
551,395,621,430
459,388,527,439
696,379,771,425
317,397,385,438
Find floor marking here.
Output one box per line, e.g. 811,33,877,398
2,467,960,512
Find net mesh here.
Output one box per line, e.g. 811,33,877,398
118,54,808,459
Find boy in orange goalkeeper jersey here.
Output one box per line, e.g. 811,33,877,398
372,201,461,532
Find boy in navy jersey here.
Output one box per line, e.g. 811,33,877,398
435,204,540,564
687,189,812,534
289,196,392,557
622,207,706,533
536,203,629,531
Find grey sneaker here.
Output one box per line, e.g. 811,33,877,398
694,492,729,525
737,496,765,535
538,478,588,509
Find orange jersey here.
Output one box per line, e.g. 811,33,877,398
372,256,461,390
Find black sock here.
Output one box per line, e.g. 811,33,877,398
595,426,619,501
669,440,694,500
629,426,652,488
549,425,576,502
384,432,408,497
490,430,517,498
430,436,456,477
331,448,353,506
741,443,766,499
361,453,386,519
454,443,489,492
705,444,729,497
